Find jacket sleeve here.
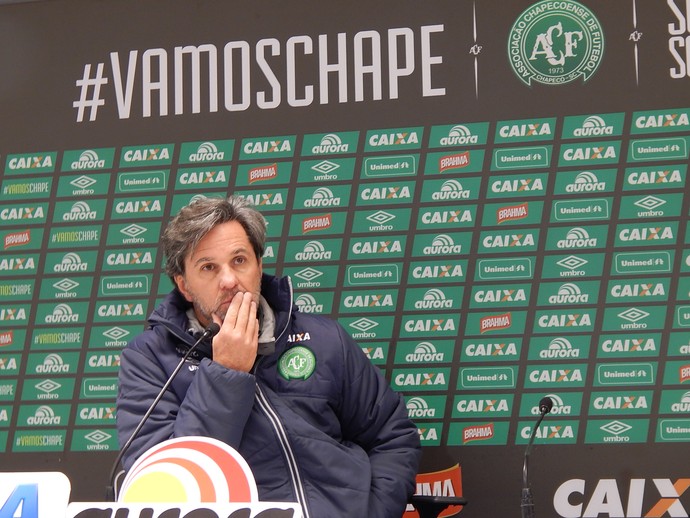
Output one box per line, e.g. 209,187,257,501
116,344,256,470
334,323,422,518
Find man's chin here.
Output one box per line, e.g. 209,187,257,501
212,308,228,322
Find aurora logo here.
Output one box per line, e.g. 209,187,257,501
118,437,258,503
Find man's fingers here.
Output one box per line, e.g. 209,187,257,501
235,292,257,331
220,291,245,328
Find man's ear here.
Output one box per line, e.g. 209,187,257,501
174,274,192,302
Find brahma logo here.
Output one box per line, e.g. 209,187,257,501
438,152,470,173
248,164,278,183
496,203,528,224
404,464,464,518
463,424,494,443
118,437,258,503
480,313,512,333
302,215,331,234
4,230,31,250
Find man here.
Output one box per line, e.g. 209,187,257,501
116,195,422,517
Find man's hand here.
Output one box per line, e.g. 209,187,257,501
211,291,259,372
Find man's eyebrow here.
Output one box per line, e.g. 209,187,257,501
191,247,251,266
191,255,214,267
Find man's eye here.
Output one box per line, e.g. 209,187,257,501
200,264,214,271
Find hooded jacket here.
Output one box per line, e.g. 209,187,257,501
116,273,421,518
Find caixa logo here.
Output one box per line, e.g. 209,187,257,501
554,477,690,517
8,155,53,170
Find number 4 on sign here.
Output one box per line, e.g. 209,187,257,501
0,484,38,518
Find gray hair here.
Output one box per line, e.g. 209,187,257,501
162,195,267,281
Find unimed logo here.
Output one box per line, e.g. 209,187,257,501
554,477,690,517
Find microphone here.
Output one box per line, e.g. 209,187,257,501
105,322,221,501
520,396,553,518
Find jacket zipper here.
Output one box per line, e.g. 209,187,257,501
255,384,311,518
253,276,311,517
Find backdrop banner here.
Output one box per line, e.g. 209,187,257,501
1,1,690,516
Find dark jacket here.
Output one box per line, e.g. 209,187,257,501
116,273,421,517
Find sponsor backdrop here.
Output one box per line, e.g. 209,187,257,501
1,0,690,516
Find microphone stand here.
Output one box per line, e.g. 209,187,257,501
105,323,220,501
521,397,553,518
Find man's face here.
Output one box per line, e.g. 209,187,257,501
175,220,262,327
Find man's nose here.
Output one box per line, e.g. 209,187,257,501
218,266,238,289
